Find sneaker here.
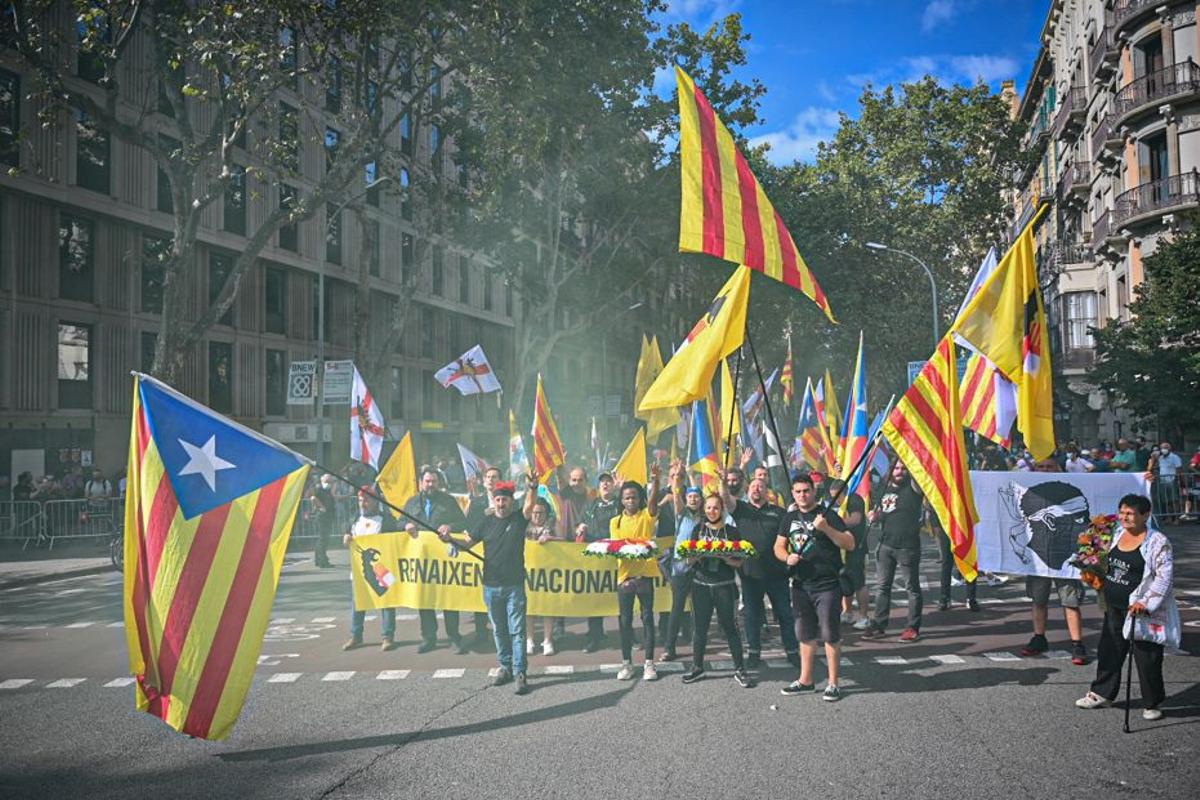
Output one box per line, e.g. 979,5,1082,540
733,670,753,688
1071,641,1088,666
616,661,636,681
950,576,965,587
860,626,886,640
840,611,854,624
937,599,951,611
1075,691,1108,709
642,661,658,681
967,599,981,612
1142,708,1163,721
899,627,921,642
661,649,678,662
542,640,556,657
417,639,436,654
681,667,705,684
780,680,816,696
514,673,529,695
746,653,763,670
492,668,512,687
452,638,469,656
1020,634,1049,657
584,639,601,654
852,617,872,631
822,684,843,702
526,638,536,655
342,637,363,651
380,637,398,652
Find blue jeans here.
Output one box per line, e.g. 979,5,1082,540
350,584,396,639
483,584,527,676
741,574,799,656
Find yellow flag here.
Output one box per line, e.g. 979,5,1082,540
949,219,1055,459
824,368,842,456
643,336,681,442
613,427,648,486
633,335,653,415
377,431,417,517
639,266,751,411
719,356,741,459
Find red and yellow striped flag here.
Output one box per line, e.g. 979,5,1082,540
124,375,310,740
531,374,566,481
959,352,1016,448
882,336,979,581
676,67,835,322
780,335,794,407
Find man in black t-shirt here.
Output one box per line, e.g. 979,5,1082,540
835,483,871,630
775,473,856,702
443,479,536,695
862,460,925,641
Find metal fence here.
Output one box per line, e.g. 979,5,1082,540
1149,471,1199,524
41,498,124,549
0,501,46,548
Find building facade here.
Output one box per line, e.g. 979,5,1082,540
1009,0,1200,445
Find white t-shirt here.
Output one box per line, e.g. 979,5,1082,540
1065,457,1092,473
84,479,111,500
1157,452,1183,479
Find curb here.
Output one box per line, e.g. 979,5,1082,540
0,563,114,591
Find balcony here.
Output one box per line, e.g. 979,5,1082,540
1059,347,1097,371
1090,15,1118,82
1089,209,1124,254
1053,86,1088,141
1112,60,1200,126
1027,109,1051,151
1058,161,1091,203
1113,0,1159,35
1111,170,1200,228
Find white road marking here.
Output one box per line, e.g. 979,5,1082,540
1044,650,1073,660
364,615,377,622
377,670,410,680
709,660,735,670
928,654,966,665
0,679,34,689
542,665,574,675
655,661,685,672
107,622,124,628
104,677,136,687
321,671,355,682
23,625,47,630
269,617,296,624
396,614,418,621
64,622,95,629
984,651,1021,662
432,668,465,679
311,617,336,623
599,663,624,673
268,673,303,683
46,678,87,688
55,588,86,596
874,656,909,665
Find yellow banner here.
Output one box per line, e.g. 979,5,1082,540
351,534,678,615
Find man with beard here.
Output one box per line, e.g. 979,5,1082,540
862,460,925,642
343,489,401,651
404,466,471,654
576,471,621,652
462,464,502,649
555,465,592,540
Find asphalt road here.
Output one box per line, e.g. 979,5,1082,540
2,532,1199,799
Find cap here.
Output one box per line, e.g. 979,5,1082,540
684,486,702,496
493,481,516,497
597,472,615,483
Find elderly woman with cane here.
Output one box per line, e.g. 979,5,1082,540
1075,494,1179,721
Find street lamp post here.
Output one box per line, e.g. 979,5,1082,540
866,241,939,349
314,175,392,467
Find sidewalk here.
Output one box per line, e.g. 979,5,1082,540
0,553,113,590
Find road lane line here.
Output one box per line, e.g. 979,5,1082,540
321,671,355,681
269,673,303,683
984,651,1021,662
874,656,909,665
104,678,136,687
311,617,336,623
929,654,966,665
542,665,574,675
432,668,465,679
46,679,87,688
0,679,34,689
377,670,410,680
65,622,95,629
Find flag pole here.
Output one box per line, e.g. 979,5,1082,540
744,330,788,490
824,394,895,509
723,348,743,468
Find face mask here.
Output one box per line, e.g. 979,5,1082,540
1160,448,1170,455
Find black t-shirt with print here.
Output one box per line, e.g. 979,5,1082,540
877,480,923,550
1104,544,1146,610
471,512,529,587
777,505,847,593
732,499,787,580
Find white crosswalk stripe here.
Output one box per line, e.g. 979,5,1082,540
0,679,34,689
377,670,410,680
311,617,336,623
321,671,355,681
104,677,136,687
64,622,95,629
874,656,909,665
107,622,124,628
432,668,465,679
269,673,303,683
270,617,296,624
928,654,965,665
46,678,87,688
984,651,1021,662
542,665,574,675
1044,650,1073,660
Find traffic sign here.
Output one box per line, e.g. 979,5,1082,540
287,361,316,405
322,360,355,405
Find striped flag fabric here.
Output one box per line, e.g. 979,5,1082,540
688,393,723,491
838,332,870,501
508,410,531,482
675,67,835,322
123,374,310,740
741,367,778,424
882,336,979,581
796,378,835,473
780,336,794,407
530,374,566,481
959,352,1016,448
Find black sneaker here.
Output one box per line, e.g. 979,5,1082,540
780,680,816,696
681,667,705,684
822,684,843,702
1071,641,1088,666
967,599,981,612
492,668,512,687
451,637,470,656
417,639,437,654
937,599,951,611
860,626,886,640
1020,634,1048,657
733,670,754,688
514,673,529,695
745,653,763,670
661,649,678,662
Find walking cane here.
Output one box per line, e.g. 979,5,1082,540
1122,626,1135,733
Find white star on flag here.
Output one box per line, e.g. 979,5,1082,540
178,435,236,491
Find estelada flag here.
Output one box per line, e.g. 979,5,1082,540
950,214,1054,459
882,336,979,581
531,374,566,481
639,265,751,411
124,373,310,739
675,66,835,323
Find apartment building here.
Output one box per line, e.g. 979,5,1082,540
0,19,646,482
1007,0,1200,445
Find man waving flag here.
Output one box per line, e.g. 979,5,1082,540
124,373,310,739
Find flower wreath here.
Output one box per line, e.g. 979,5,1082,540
582,539,659,560
1069,513,1118,591
676,538,757,560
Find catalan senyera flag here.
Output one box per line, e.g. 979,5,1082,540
613,427,648,487
839,332,870,502
780,336,794,407
124,374,310,740
822,369,842,460
531,374,566,481
639,336,682,443
639,265,751,411
377,431,417,516
675,66,835,323
882,336,979,581
950,217,1054,459
960,352,1016,448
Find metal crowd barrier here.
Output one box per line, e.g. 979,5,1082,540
1150,470,1198,523
40,498,124,549
0,501,46,549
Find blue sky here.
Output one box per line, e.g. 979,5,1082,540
655,0,1049,164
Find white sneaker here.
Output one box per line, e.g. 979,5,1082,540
542,640,555,657
853,617,872,630
950,576,965,587
1142,708,1163,721
526,638,536,655
839,611,854,623
616,661,636,681
1075,691,1109,709
642,660,658,681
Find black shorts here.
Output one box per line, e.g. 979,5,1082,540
791,584,841,644
845,549,867,591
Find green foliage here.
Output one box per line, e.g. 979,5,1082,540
1088,226,1200,442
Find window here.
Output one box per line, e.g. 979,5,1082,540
365,161,380,207
208,341,233,413
325,55,342,113
58,215,94,302
141,235,170,313
400,113,413,155
265,349,286,415
430,64,442,104
401,233,414,280
265,267,286,334
399,168,412,220
1116,275,1130,320
459,256,470,303
432,246,444,295
279,103,299,172
326,206,342,264
209,252,234,326
422,370,435,418
75,112,110,194
278,184,298,251
0,69,19,168
279,27,297,81
430,123,442,157
156,135,179,214
421,307,434,358
58,323,93,409
391,366,404,418
368,219,381,277
324,127,340,170
1062,291,1097,351
223,165,246,235
140,332,157,373
76,15,108,83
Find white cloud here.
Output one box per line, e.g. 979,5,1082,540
921,0,957,33
662,0,744,27
950,54,1019,84
749,107,841,166
845,53,1019,91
